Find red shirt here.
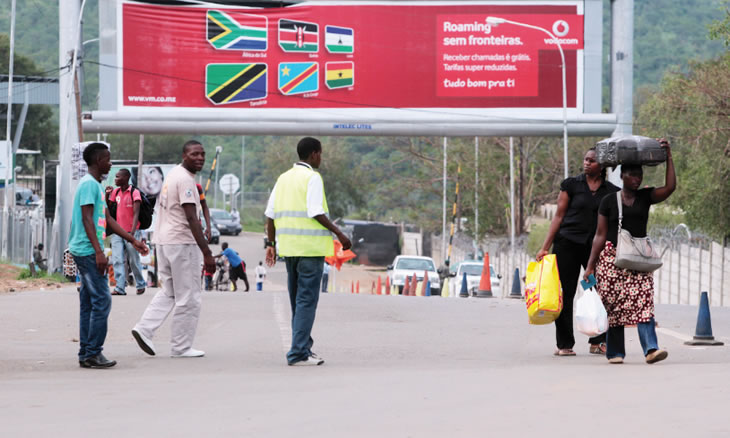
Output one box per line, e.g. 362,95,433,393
113,186,142,232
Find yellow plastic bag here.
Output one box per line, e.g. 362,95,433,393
525,255,563,325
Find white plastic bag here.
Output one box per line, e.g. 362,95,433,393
575,288,608,337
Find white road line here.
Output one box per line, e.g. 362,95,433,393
272,291,291,354
657,327,692,342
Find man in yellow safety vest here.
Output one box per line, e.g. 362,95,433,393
265,137,352,366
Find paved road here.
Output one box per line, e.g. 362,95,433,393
1,232,729,437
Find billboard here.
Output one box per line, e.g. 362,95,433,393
86,0,614,136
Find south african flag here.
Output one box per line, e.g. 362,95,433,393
206,10,267,51
206,63,267,105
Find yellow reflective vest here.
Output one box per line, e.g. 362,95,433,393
273,164,334,257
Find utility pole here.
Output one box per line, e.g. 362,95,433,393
2,0,17,259
241,136,245,213
137,134,144,188
442,137,447,262
474,137,478,244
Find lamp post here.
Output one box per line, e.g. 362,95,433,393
486,16,569,178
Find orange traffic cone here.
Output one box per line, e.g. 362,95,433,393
384,276,390,295
410,273,418,296
356,281,360,294
477,253,494,298
371,281,375,295
404,276,411,296
376,277,382,295
350,281,354,294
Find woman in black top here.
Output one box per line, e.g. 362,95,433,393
537,148,619,356
585,140,675,364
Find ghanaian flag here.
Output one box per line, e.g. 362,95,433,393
325,61,354,89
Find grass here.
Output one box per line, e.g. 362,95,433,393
17,268,68,283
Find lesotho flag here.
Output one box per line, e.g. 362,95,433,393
325,26,353,54
278,62,319,95
278,19,318,52
207,10,267,51
206,63,267,105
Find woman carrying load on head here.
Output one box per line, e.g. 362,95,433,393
536,147,619,357
584,139,675,364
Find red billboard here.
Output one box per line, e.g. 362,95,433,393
120,1,584,110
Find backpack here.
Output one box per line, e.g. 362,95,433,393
106,186,156,233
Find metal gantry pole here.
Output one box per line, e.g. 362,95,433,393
474,137,478,243
509,137,516,274
442,137,447,262
241,136,245,214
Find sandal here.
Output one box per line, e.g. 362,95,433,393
554,349,576,356
589,343,607,355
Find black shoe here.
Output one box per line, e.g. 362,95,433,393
79,360,91,368
82,353,117,369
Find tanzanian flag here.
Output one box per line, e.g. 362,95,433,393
278,62,319,95
278,19,318,52
325,62,354,89
206,63,267,105
207,10,267,51
325,26,354,53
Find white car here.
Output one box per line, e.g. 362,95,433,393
387,255,441,295
451,261,501,297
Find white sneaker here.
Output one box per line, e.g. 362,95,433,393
289,355,324,366
171,348,205,358
131,328,156,356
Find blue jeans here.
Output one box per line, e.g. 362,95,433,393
285,256,324,364
73,254,112,360
111,233,146,293
606,318,659,359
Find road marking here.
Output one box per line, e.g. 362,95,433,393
272,291,291,354
657,327,692,342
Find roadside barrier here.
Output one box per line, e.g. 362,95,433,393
509,268,523,299
684,291,724,346
476,253,494,297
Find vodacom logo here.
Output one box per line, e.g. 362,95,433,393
552,20,569,37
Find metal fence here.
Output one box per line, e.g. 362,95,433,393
0,206,48,266
433,226,730,307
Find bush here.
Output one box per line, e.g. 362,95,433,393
527,223,550,257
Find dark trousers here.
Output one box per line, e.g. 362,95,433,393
229,264,250,291
284,256,324,364
553,236,606,349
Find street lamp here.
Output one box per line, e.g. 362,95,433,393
486,16,569,178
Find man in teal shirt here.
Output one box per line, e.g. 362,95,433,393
69,142,148,369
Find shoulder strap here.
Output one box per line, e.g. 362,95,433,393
616,191,623,230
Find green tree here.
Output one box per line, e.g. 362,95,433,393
636,53,730,239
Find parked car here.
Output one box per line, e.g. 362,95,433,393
203,218,220,244
450,260,501,296
387,255,441,295
210,208,242,235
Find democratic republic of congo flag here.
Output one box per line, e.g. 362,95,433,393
278,62,319,95
278,19,318,52
207,10,267,51
206,63,267,105
325,62,354,89
325,26,354,54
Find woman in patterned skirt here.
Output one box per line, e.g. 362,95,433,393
584,139,675,364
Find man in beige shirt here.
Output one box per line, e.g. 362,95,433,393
132,140,216,358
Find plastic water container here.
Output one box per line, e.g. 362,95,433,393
595,135,667,167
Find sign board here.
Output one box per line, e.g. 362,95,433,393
102,163,177,198
0,140,10,184
72,141,111,181
87,0,614,136
219,173,240,195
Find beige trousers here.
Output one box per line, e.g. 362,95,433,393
134,244,203,355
